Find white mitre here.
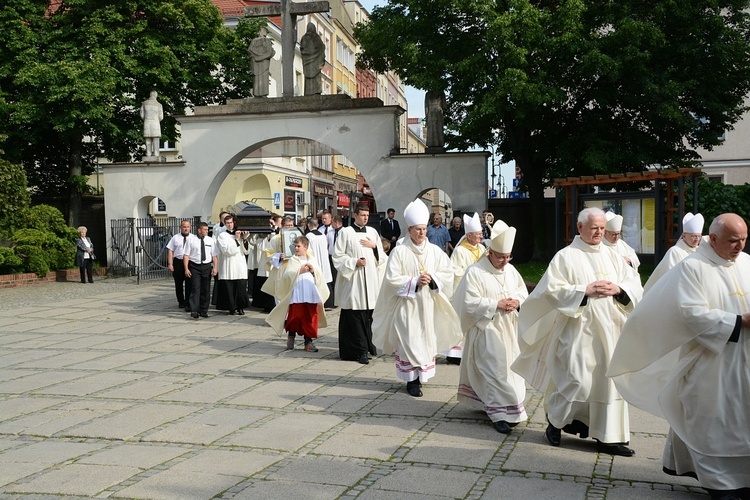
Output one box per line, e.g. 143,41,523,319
463,212,482,233
682,212,704,234
490,221,516,254
404,199,430,227
605,211,623,232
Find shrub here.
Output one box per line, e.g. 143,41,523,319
0,158,77,276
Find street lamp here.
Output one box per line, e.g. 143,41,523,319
498,174,507,198
488,144,497,198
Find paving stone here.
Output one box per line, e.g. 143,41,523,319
64,403,199,440
483,475,589,499
113,470,243,500
4,463,140,496
142,408,256,445
79,443,190,469
0,396,66,420
232,479,347,499
403,440,498,469
370,467,481,498
265,456,373,486
0,441,104,465
226,380,324,408
35,372,146,397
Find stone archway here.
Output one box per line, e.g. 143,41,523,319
102,95,487,261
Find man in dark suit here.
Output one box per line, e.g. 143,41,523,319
380,208,401,253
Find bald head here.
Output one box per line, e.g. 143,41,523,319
709,213,747,261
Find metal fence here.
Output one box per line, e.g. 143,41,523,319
109,217,200,282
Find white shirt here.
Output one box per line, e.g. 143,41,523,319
166,232,196,260
185,235,216,264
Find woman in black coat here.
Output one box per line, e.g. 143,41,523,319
75,226,95,283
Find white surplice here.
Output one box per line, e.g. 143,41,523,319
332,225,385,309
372,238,462,382
512,236,643,443
307,231,332,283
216,231,249,280
609,244,750,490
266,255,329,336
453,257,528,423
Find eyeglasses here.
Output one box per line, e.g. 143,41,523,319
490,252,512,261
605,231,621,237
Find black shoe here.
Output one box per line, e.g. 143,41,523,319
237,309,245,315
229,310,236,315
190,312,199,319
184,307,191,312
493,420,512,434
706,489,743,500
545,423,561,446
88,281,94,283
178,303,185,309
358,354,369,365
446,356,461,365
562,419,590,439
200,313,209,318
406,380,422,397
596,441,635,457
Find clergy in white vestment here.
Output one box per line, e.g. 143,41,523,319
443,212,487,364
261,217,296,301
511,207,643,456
454,220,528,434
609,214,750,499
603,212,640,272
642,212,704,294
245,232,263,299
372,198,462,397
305,217,333,286
252,215,282,312
332,204,386,365
214,215,250,315
266,235,329,352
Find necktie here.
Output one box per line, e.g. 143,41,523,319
200,237,206,262
324,226,328,235
390,219,394,229
183,235,187,248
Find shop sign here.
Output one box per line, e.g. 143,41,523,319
313,182,335,197
337,192,350,207
285,176,303,188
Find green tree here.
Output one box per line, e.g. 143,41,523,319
355,0,750,259
0,0,263,226
697,179,750,227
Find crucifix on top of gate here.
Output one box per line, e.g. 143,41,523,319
244,0,330,98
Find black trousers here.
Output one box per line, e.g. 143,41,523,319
79,259,94,283
338,309,376,360
325,255,336,308
189,262,213,315
172,257,191,306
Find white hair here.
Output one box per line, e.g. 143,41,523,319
577,207,606,225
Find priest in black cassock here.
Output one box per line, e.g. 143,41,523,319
333,204,386,364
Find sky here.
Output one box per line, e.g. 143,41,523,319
355,0,515,196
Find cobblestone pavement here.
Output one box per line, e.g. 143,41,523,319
0,277,707,499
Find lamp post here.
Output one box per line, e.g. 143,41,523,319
489,145,497,198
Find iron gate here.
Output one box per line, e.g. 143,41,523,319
109,217,201,282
